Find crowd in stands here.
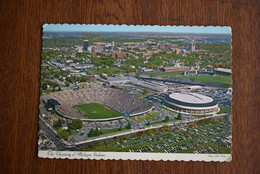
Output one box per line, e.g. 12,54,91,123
41,88,153,119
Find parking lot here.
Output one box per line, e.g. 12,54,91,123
110,121,231,154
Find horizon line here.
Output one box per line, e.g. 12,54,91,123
43,24,231,34
43,30,231,35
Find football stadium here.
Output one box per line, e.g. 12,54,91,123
164,93,219,115
41,88,153,121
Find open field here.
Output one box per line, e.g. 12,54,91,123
73,103,122,119
149,111,161,118
182,75,232,87
217,106,232,114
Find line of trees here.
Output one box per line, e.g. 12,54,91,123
88,127,102,137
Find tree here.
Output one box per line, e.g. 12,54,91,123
164,116,169,122
143,88,148,95
80,76,90,82
67,119,71,134
145,129,154,135
58,86,61,91
88,127,102,137
160,125,171,132
65,81,70,87
189,77,196,82
57,129,69,141
177,113,182,120
66,76,74,83
111,85,118,89
135,71,141,77
71,119,83,129
224,115,230,122
137,131,144,137
54,119,62,129
41,83,47,90
125,123,131,129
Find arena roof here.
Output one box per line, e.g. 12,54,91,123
215,68,232,73
165,93,217,107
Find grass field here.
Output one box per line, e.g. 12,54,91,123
182,75,232,87
135,116,144,122
73,103,122,119
149,111,161,118
217,106,232,114
149,71,184,78
142,114,153,120
161,106,179,114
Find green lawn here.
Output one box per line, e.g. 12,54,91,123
149,111,161,118
149,71,184,78
135,117,144,122
182,75,232,87
129,118,136,123
217,106,232,114
137,94,150,98
142,114,153,120
161,106,179,114
100,128,128,135
73,103,122,119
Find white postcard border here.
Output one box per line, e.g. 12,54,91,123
39,151,231,162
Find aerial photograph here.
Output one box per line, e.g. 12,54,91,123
38,24,232,155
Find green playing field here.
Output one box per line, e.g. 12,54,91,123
73,103,122,119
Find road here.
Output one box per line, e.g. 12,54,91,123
74,113,229,146
39,117,68,150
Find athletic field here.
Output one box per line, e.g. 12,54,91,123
73,103,122,119
182,75,232,87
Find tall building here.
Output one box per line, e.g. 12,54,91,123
83,40,89,52
189,40,195,52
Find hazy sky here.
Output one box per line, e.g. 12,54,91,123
43,24,231,34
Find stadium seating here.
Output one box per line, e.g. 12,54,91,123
41,88,153,119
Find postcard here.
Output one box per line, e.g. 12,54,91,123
38,24,232,162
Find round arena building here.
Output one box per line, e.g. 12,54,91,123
164,93,219,115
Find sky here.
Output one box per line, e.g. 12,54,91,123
43,24,231,34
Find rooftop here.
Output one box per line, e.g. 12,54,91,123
169,93,213,104
215,68,232,73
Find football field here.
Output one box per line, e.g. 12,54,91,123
73,103,122,119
